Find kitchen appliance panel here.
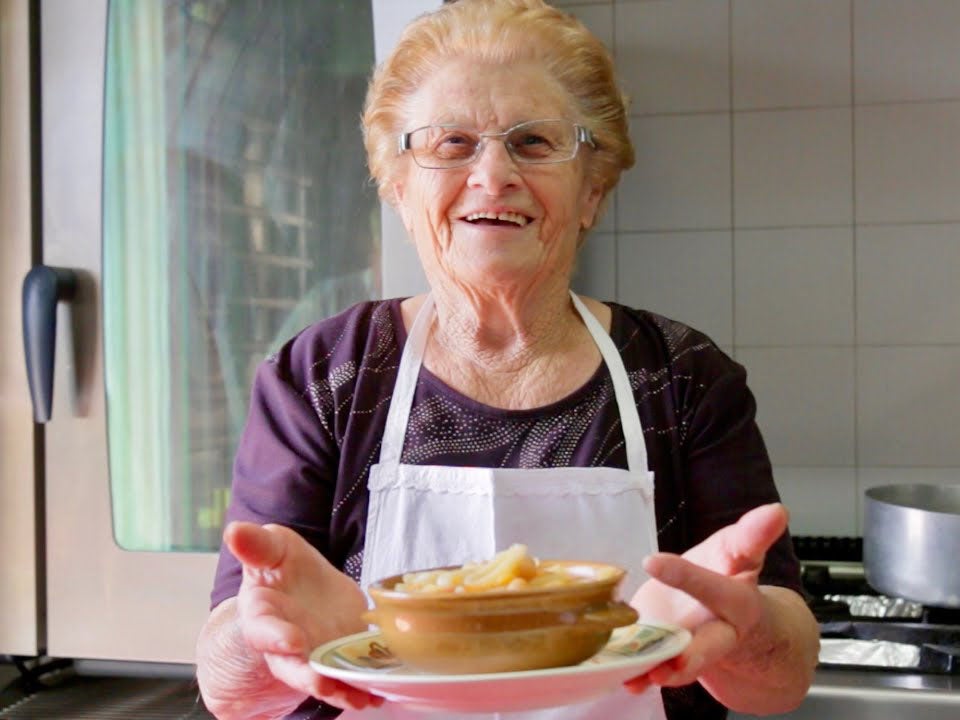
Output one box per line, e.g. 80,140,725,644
0,0,41,657
24,0,437,666
40,0,217,662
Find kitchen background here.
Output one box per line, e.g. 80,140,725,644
2,0,959,713
547,0,960,538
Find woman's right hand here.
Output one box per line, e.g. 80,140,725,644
198,521,383,717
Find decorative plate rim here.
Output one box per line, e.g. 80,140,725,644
308,622,691,686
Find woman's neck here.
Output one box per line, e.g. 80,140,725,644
404,284,608,410
434,285,576,365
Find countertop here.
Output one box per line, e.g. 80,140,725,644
730,667,960,720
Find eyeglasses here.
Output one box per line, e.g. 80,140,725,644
398,119,596,170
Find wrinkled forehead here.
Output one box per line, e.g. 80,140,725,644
401,58,578,132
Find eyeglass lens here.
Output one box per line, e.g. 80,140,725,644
410,120,579,168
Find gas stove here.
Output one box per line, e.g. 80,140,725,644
796,536,960,675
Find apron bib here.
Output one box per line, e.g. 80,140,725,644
344,293,666,720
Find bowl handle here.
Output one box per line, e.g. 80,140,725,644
361,610,379,627
581,601,638,631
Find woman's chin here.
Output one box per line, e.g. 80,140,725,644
442,242,547,286
443,254,545,293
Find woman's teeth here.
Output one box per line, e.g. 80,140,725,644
464,211,529,227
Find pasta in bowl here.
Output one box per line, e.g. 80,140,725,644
364,545,639,674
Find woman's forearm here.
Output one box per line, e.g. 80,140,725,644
698,586,820,715
196,598,307,720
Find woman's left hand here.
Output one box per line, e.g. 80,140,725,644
624,502,790,692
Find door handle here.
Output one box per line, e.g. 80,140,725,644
22,265,78,422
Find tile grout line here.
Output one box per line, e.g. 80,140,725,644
850,0,862,527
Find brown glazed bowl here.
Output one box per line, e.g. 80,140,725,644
363,561,638,675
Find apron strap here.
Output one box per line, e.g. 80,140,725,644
569,292,650,474
379,294,435,464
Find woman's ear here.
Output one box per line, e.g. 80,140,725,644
390,181,415,234
390,179,405,206
579,183,604,231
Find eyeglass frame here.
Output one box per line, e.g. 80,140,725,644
397,118,597,169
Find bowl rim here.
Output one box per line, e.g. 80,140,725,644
367,559,628,601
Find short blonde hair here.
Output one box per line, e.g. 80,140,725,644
362,0,634,205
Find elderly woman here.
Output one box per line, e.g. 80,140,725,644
195,1,819,719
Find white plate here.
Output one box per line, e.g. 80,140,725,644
308,623,691,714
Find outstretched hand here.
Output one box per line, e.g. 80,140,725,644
226,521,383,711
625,503,790,692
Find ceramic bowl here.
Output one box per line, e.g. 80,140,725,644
363,560,638,675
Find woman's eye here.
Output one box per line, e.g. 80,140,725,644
434,133,476,157
511,132,556,158
515,133,549,146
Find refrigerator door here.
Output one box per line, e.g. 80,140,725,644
0,0,41,658
37,0,432,664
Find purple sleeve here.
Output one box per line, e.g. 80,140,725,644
209,356,339,609
682,356,803,595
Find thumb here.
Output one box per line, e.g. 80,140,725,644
728,503,789,563
224,521,288,570
681,503,789,576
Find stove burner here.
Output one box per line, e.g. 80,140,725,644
819,621,960,674
800,555,960,674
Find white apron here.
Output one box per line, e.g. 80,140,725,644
343,293,666,720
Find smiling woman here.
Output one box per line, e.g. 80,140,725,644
381,57,606,324
195,2,819,720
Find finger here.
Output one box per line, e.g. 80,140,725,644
723,503,789,569
225,521,288,571
319,676,386,710
264,654,381,710
623,673,652,694
643,554,761,630
647,619,737,687
683,503,788,576
239,611,309,655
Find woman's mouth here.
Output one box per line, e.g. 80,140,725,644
462,211,531,228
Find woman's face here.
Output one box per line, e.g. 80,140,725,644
391,58,602,300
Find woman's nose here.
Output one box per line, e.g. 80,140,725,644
466,138,521,194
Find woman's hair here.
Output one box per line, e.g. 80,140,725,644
362,0,634,206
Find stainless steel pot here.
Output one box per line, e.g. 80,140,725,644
863,484,960,608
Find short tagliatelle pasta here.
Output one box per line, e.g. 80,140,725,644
393,543,612,594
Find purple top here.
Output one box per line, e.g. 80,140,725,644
212,298,801,720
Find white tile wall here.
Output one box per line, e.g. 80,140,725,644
773,467,858,536
857,347,960,467
615,0,730,114
857,224,960,344
562,3,613,54
734,227,854,346
573,232,617,300
619,113,731,231
737,347,856,468
732,0,851,110
618,231,733,345
733,108,853,227
567,0,960,537
854,102,960,224
854,0,960,103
